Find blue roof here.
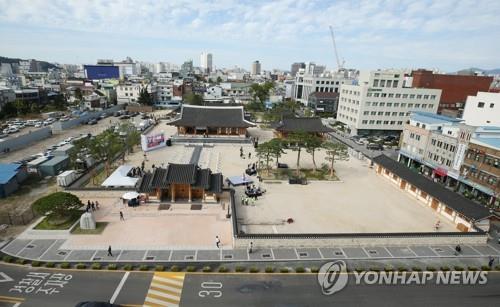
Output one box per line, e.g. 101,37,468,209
0,163,21,184
474,137,500,149
410,111,462,125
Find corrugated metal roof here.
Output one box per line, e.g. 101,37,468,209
0,163,21,184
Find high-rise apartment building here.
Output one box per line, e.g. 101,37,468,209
251,61,261,75
200,52,213,74
290,62,305,77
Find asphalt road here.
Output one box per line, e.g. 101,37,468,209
0,263,151,307
180,272,500,307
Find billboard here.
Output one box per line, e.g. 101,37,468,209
84,65,119,80
141,133,166,152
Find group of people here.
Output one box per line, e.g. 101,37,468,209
246,163,257,176
86,200,100,212
245,184,265,198
240,147,252,159
128,166,144,178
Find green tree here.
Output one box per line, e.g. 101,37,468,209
14,99,30,115
286,131,310,176
184,93,203,105
324,142,349,177
119,122,141,154
137,86,153,105
74,88,83,101
268,138,285,167
216,76,223,84
32,192,83,221
88,130,124,176
249,81,274,105
0,101,18,119
305,135,324,172
256,142,274,174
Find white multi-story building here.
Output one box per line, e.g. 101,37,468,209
292,69,354,105
337,70,442,135
200,52,213,74
116,83,156,104
462,92,500,127
156,83,173,102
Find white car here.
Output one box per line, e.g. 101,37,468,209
2,128,10,134
34,122,43,128
7,126,20,133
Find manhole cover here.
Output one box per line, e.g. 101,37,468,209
299,252,308,257
185,255,194,260
262,254,271,258
223,255,233,259
145,256,155,260
26,245,35,249
57,251,67,256
335,251,344,256
93,257,102,261
368,250,378,254
434,248,443,252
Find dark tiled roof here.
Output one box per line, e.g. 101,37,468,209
194,168,211,189
209,173,223,194
274,117,334,133
168,105,255,128
166,164,197,184
372,155,492,221
138,172,154,193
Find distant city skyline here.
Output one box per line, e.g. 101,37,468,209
1,0,499,72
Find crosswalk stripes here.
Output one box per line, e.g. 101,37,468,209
144,272,185,307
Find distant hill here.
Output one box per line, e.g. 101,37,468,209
0,55,58,72
455,67,500,76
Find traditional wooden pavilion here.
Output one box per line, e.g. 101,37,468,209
138,163,223,203
168,105,255,136
273,117,333,138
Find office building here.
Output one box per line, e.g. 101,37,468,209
292,69,354,105
462,92,500,127
200,52,213,74
251,61,261,76
337,69,441,135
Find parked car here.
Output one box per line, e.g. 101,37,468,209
366,143,384,150
34,121,43,128
60,116,71,121
87,119,98,125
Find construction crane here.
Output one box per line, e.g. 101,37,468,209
329,25,345,71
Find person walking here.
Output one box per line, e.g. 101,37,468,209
488,256,495,268
248,152,251,159
215,236,221,249
95,201,100,210
249,242,253,254
455,244,461,256
91,202,96,211
119,211,124,221
108,245,113,257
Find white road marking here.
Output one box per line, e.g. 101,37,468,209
110,271,129,304
13,303,22,307
0,272,14,283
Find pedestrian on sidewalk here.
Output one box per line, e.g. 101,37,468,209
454,244,461,256
215,236,221,249
248,152,251,159
108,245,113,257
95,201,100,210
91,202,96,211
249,242,253,254
488,256,494,268
119,211,124,221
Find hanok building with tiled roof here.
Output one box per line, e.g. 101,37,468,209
138,163,223,203
168,105,255,136
273,117,334,138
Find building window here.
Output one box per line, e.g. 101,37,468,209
381,93,387,97
374,93,380,97
371,111,376,115
387,103,392,107
410,94,415,99
397,121,403,125
387,80,393,87
402,94,408,98
364,111,369,115
431,139,436,145
380,102,385,107
393,80,399,87
362,120,368,124
395,94,401,98
369,120,375,124
388,93,394,98
390,120,395,125
383,120,389,124
490,103,495,108
401,103,406,107
385,112,390,116
366,102,371,106
399,112,405,116
378,111,384,115
376,120,382,124
478,102,485,108
394,103,400,107
424,95,429,99
380,80,386,87
408,103,414,108
415,104,421,108
431,95,436,99
372,102,378,106
417,95,422,99
437,141,443,148
415,135,420,141
373,80,379,87
367,93,372,97
392,112,397,116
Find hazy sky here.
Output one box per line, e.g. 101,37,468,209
0,0,499,72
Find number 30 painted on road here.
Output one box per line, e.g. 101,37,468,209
198,281,223,298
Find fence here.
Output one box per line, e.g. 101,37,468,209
52,105,124,132
0,207,37,226
0,127,52,153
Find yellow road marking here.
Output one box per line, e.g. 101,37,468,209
144,272,186,307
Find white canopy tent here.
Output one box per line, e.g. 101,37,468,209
101,165,139,188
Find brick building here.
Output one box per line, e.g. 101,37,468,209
411,69,493,113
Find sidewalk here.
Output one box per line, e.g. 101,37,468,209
3,237,500,264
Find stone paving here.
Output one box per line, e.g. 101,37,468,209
3,237,500,263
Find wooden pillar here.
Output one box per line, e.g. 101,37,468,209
188,186,192,202
171,184,175,203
